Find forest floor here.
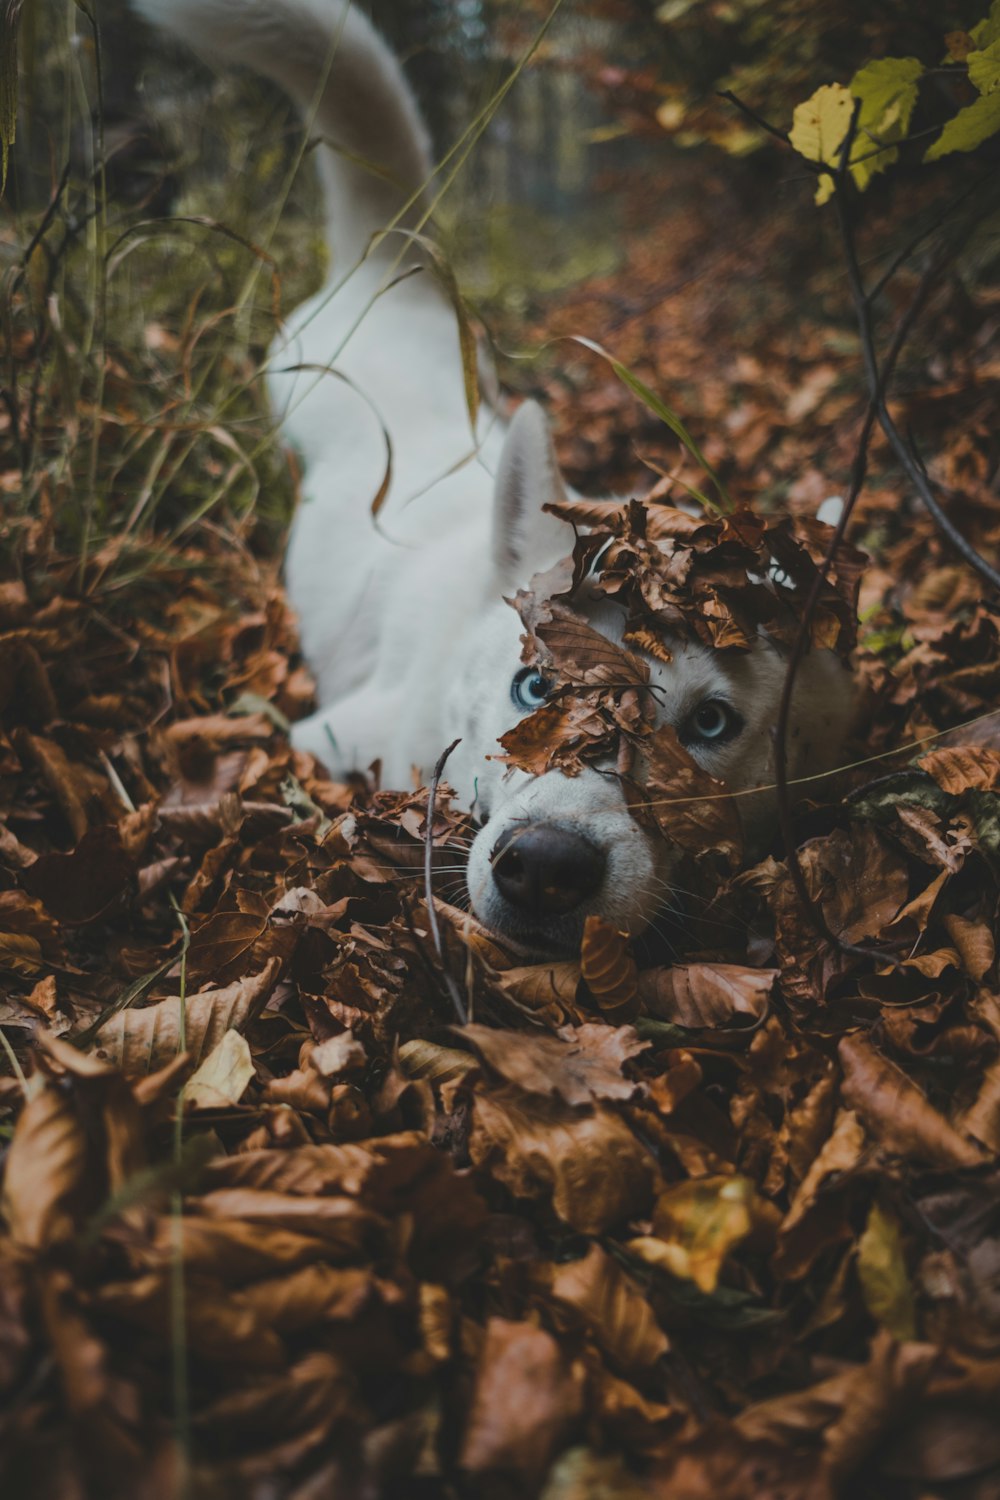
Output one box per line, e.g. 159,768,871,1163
3,21,1000,1500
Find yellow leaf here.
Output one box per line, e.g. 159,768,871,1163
640,1175,777,1293
814,172,835,206
857,1200,916,1340
790,83,854,167
185,1029,255,1109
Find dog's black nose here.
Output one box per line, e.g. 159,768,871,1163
491,823,606,918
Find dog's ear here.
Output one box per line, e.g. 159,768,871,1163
491,401,574,589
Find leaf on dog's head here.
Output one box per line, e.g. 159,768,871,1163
636,723,743,867
535,604,650,690
498,697,611,777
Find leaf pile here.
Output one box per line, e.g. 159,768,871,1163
4,4,1000,1495
3,471,1000,1498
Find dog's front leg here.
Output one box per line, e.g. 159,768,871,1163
291,685,402,782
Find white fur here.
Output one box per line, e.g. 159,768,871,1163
135,0,855,952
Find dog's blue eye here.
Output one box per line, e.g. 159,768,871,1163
511,667,552,710
685,699,743,745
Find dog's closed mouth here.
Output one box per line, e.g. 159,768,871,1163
482,913,587,960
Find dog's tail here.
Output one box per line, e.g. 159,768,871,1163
134,0,433,269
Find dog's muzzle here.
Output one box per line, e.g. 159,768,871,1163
465,766,672,954
490,822,606,919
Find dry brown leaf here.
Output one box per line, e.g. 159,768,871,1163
638,723,743,866
461,1022,647,1106
736,1331,938,1480
185,1028,256,1109
499,697,611,776
920,745,1000,794
636,1175,778,1293
535,603,651,690
542,1242,669,1373
1,1079,87,1251
774,1108,867,1279
943,912,995,980
459,1317,586,1486
839,1033,987,1169
493,961,583,1023
580,915,639,1021
469,1084,658,1234
93,958,280,1074
640,962,775,1029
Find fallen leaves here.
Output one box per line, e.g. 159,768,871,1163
2,53,1000,1497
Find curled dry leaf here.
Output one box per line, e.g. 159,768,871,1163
1,1079,88,1251
185,1028,256,1109
581,915,640,1021
492,961,585,1026
943,912,995,980
640,962,775,1029
736,1332,938,1481
636,724,743,867
499,697,611,777
774,1109,868,1279
534,602,651,691
920,745,1000,794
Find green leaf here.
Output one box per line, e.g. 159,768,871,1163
847,770,952,827
858,1200,916,1340
968,37,1000,95
849,57,924,190
968,789,1000,863
971,0,1000,49
925,87,1000,160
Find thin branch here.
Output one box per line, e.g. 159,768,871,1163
836,182,1000,594
716,91,802,156
424,739,467,1024
772,249,942,964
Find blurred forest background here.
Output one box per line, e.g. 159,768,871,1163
7,0,998,546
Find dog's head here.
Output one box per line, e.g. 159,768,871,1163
444,402,856,955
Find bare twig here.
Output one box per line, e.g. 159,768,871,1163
424,739,467,1024
835,184,1000,594
773,250,948,962
716,91,800,156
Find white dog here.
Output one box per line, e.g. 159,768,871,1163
136,0,855,953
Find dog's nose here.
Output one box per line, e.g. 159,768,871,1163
491,823,606,918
